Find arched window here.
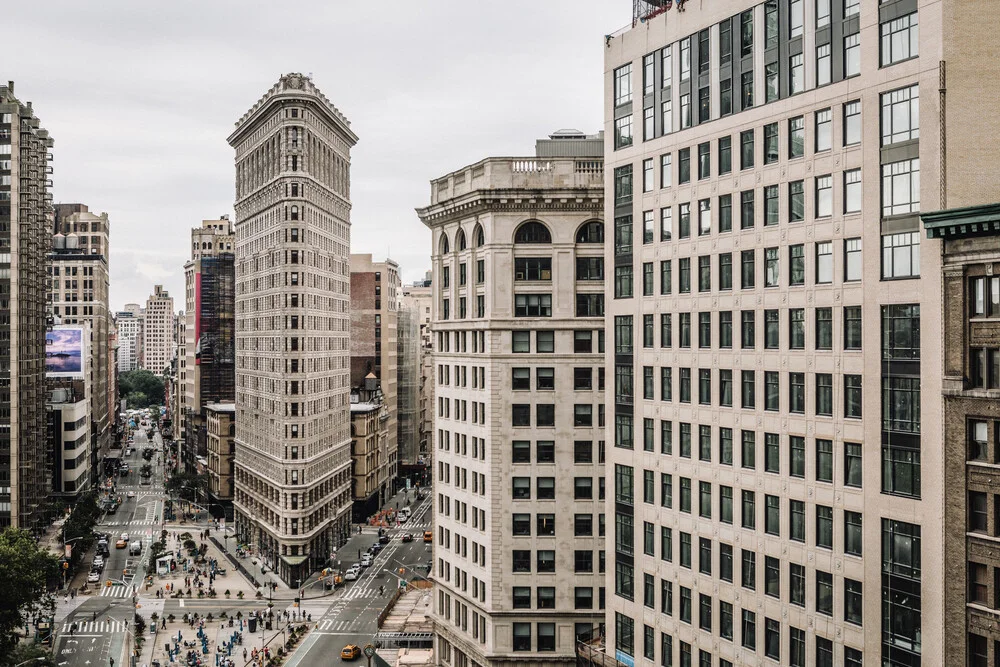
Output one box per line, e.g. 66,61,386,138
576,221,605,243
513,221,552,244
439,233,450,255
456,228,467,251
474,223,485,247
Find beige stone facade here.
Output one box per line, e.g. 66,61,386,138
206,402,236,511
229,73,357,584
418,131,606,665
402,284,434,468
144,284,174,375
49,204,112,490
598,1,1000,665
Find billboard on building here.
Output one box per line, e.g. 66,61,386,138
45,327,85,378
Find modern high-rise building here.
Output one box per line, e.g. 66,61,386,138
597,2,1000,666
229,73,357,584
116,311,141,372
143,285,174,375
181,218,236,479
417,129,606,664
349,253,399,513
49,204,112,489
396,295,423,484
0,81,54,529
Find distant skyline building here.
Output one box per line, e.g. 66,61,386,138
48,203,112,490
115,310,141,372
0,81,54,529
401,283,434,471
229,73,358,584
418,129,606,664
143,285,173,375
181,217,236,479
349,253,399,514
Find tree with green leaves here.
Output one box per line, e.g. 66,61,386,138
119,370,164,409
0,528,60,659
165,471,208,497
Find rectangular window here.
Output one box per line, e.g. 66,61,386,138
741,311,755,350
844,168,862,214
765,371,779,411
817,43,832,86
789,307,805,348
790,53,804,94
660,154,672,188
514,257,552,281
718,135,732,174
789,180,804,222
615,115,633,150
742,490,756,530
815,176,832,218
816,241,833,283
614,64,632,105
678,148,691,184
813,506,834,553
844,32,860,77
698,200,711,236
740,130,755,170
764,248,779,287
660,207,672,242
816,108,832,151
615,214,632,255
816,373,833,415
844,100,861,146
765,63,779,104
680,94,692,129
882,232,921,279
882,158,921,216
764,185,779,226
765,0,779,46
881,85,920,145
789,116,805,158
815,307,833,350
764,123,779,164
845,375,862,418
846,442,863,487
740,9,754,56
741,371,755,409
662,46,673,87
742,609,756,649
719,253,733,291
789,245,805,286
743,72,755,108
881,13,919,66
741,250,755,289
740,190,755,229
643,158,654,192
514,294,552,317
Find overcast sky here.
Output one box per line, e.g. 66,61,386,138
5,0,629,310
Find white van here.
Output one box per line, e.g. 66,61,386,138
399,507,411,524
129,541,142,556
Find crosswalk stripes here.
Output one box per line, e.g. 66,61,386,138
317,619,354,632
99,584,132,598
61,620,125,633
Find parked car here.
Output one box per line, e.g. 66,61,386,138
360,554,372,568
344,566,360,581
87,571,101,584
93,556,104,569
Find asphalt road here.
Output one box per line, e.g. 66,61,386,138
284,495,434,667
53,427,166,667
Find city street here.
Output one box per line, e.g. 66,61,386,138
52,427,165,667
285,493,433,667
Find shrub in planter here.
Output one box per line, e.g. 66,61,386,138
237,591,244,599
225,590,231,598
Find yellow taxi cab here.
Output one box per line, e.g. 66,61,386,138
340,644,361,660
423,530,433,543
115,539,127,549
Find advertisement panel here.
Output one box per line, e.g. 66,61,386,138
45,327,86,378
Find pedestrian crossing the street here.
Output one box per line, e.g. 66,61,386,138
61,619,126,633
